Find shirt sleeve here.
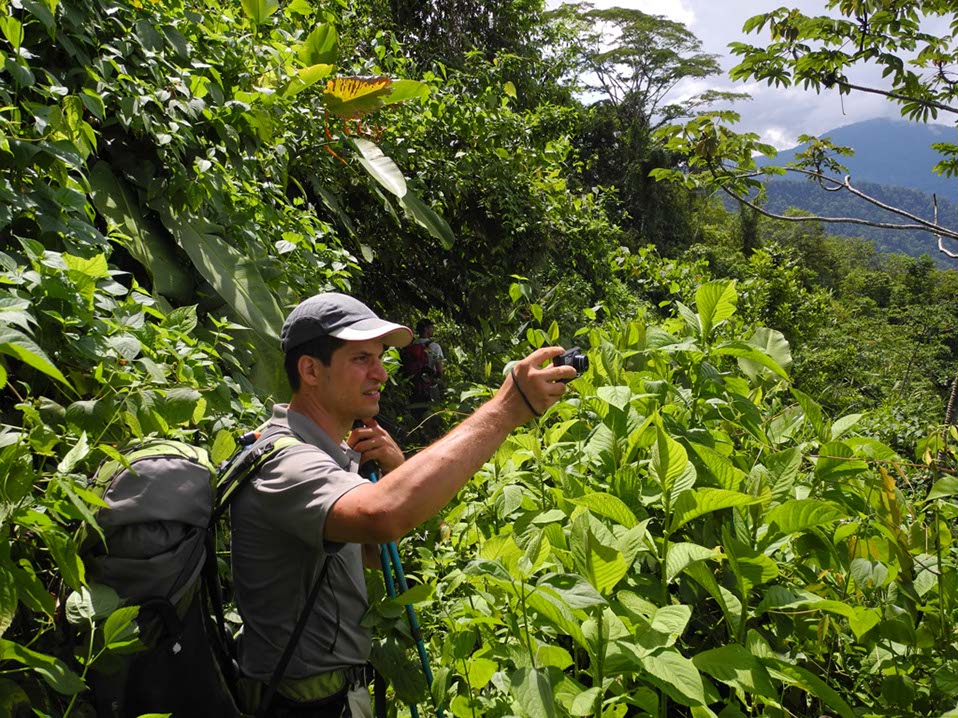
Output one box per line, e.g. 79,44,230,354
250,443,367,550
428,341,444,360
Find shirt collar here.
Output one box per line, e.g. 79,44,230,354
269,404,360,471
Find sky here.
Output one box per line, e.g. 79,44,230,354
566,0,953,150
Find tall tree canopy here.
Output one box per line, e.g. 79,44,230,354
654,0,958,250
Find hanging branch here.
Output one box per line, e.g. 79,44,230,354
708,163,958,247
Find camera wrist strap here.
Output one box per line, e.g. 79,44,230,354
510,367,541,418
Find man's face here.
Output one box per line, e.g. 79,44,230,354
315,339,388,423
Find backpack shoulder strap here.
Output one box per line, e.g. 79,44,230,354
212,429,302,523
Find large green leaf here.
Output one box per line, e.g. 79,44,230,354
11,564,55,618
695,280,737,338
65,583,119,625
464,558,512,583
830,412,863,440
537,573,607,610
815,441,868,481
0,566,15,637
689,443,746,491
37,528,84,591
650,604,692,639
240,0,278,25
791,387,828,441
159,209,283,344
353,138,406,198
511,668,557,718
524,589,587,648
0,639,86,695
764,499,847,539
640,648,707,706
669,488,763,533
0,297,34,333
567,492,638,528
571,512,627,595
0,327,70,386
102,605,140,647
89,162,191,302
297,23,338,65
738,327,791,382
399,191,456,249
927,476,958,501
848,606,882,639
684,561,742,635
467,658,497,690
761,658,856,718
764,447,802,501
596,385,632,411
383,79,431,104
650,426,689,496
281,63,335,98
665,542,715,582
713,341,787,379
395,582,433,605
692,644,777,699
724,537,779,594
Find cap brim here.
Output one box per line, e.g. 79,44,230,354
331,320,413,347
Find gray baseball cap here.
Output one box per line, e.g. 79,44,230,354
281,293,413,353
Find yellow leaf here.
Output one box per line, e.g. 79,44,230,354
323,76,393,119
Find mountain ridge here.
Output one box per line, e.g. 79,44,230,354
761,117,958,200
748,118,958,265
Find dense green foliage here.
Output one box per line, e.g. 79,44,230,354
3,0,958,715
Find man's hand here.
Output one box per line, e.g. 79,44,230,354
347,419,405,473
498,346,577,423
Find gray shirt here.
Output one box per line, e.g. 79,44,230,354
231,405,370,680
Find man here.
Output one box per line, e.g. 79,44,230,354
411,318,444,382
402,319,445,436
230,293,575,717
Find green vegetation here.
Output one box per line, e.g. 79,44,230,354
3,0,958,715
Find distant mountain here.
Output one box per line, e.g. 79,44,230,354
761,179,957,265
746,118,958,265
761,117,958,200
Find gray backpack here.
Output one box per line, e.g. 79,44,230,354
79,434,300,717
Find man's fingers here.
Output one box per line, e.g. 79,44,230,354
524,345,566,367
537,364,578,382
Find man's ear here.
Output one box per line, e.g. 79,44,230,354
297,354,322,386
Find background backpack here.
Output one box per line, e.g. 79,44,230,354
79,433,299,717
401,341,430,378
401,342,438,402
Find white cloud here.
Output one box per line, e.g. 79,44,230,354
760,127,796,150
550,1,953,148
585,0,695,25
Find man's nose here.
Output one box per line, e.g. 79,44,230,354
371,358,388,382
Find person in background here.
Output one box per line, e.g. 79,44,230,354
401,318,445,440
413,318,444,381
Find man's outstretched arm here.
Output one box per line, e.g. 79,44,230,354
326,346,576,544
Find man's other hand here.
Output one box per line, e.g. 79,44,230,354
348,419,405,473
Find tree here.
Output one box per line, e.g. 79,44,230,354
559,4,744,254
653,1,958,251
565,4,735,129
